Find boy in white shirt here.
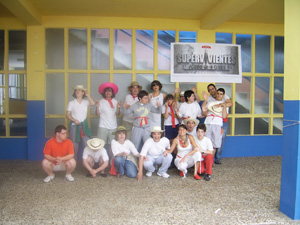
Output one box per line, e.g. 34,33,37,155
82,138,109,178
137,126,172,181
194,124,214,181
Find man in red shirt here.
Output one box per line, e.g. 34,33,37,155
42,125,76,182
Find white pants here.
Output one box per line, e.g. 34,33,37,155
174,151,202,172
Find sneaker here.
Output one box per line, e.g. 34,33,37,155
65,174,74,182
146,171,153,177
100,173,107,177
44,174,55,183
194,174,201,180
204,174,211,181
157,172,170,178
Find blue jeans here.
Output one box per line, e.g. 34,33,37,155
114,156,138,178
215,122,228,162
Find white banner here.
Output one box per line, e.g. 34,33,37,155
171,43,242,83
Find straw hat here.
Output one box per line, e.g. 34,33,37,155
87,138,105,151
98,82,119,95
183,117,199,127
207,101,223,116
112,126,128,135
128,81,142,92
73,85,87,92
179,91,185,97
149,126,164,133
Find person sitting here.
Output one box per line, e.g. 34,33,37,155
194,124,214,181
137,126,172,181
42,125,76,183
111,126,140,178
82,138,109,178
166,124,202,180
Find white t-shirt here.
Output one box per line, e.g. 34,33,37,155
204,100,223,126
179,101,202,121
187,128,197,136
123,94,139,123
207,94,230,114
140,137,170,158
162,105,179,126
111,139,139,157
67,99,89,124
98,98,118,129
193,136,214,152
82,147,109,163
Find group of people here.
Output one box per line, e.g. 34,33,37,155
42,80,232,183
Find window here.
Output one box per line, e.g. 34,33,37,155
216,32,283,135
0,30,27,137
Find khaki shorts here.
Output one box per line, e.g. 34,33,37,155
53,162,66,171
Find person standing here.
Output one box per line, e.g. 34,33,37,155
122,81,142,140
66,85,95,160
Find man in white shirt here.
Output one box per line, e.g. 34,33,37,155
137,126,172,181
202,84,233,164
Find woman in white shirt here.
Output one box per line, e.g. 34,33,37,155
111,126,140,178
66,85,95,160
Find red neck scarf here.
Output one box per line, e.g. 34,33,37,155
131,94,137,100
105,98,114,108
169,105,176,128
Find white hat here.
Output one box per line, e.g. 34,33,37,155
73,85,87,92
183,117,199,127
207,101,223,116
179,91,185,97
149,126,164,133
87,138,105,151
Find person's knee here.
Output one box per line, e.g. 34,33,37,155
126,170,137,178
114,156,123,164
42,159,52,169
65,158,76,169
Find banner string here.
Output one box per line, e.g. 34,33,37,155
283,119,300,128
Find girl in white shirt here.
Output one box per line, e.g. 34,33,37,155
111,126,140,178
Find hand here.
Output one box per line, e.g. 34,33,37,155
202,91,208,101
85,91,89,97
55,157,62,164
180,156,186,163
123,152,129,157
90,169,97,178
174,87,180,94
192,87,197,93
74,119,81,125
144,156,149,161
123,102,130,109
157,101,161,107
117,101,122,108
137,172,143,181
163,151,169,157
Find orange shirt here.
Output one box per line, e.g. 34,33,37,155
43,137,74,158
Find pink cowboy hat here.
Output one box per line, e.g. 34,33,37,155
98,82,119,95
